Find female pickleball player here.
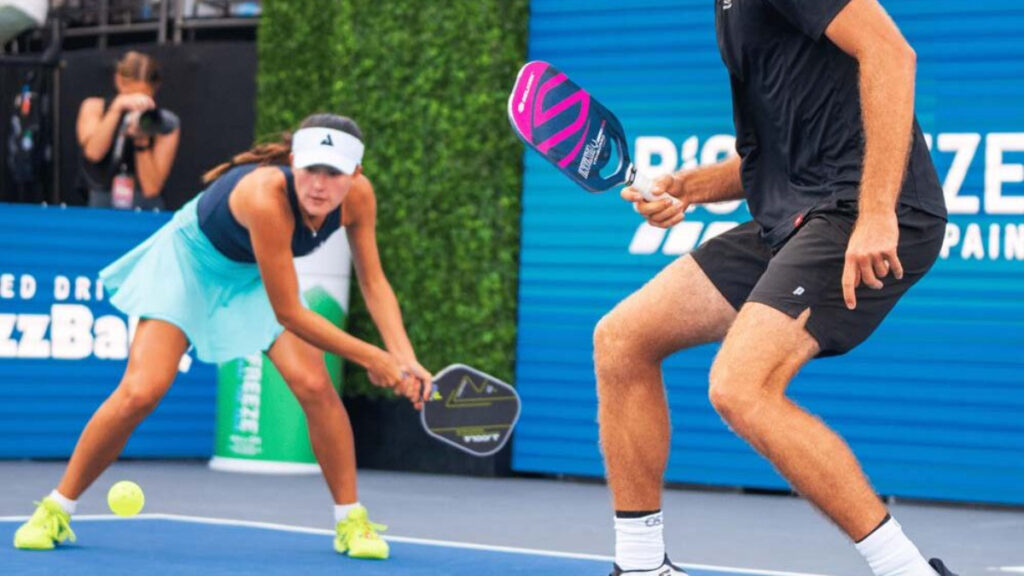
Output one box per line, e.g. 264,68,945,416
13,113,430,560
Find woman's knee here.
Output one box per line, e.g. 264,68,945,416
114,375,168,417
288,372,337,405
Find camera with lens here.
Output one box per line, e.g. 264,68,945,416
136,108,180,136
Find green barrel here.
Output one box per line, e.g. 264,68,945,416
210,236,351,474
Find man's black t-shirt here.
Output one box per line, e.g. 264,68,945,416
715,0,946,247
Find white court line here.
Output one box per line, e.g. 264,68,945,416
0,513,834,576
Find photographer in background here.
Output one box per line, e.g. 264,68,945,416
76,51,180,210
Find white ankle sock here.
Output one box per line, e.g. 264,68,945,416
48,489,77,515
334,502,362,524
614,511,665,571
854,515,937,576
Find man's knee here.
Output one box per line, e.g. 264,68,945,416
593,311,643,380
593,312,618,356
708,357,765,434
709,305,817,429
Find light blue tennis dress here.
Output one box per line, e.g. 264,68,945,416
99,164,343,363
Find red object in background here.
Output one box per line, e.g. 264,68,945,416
19,88,32,116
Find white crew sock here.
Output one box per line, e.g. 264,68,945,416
855,515,937,576
614,510,665,571
334,502,362,524
48,489,77,515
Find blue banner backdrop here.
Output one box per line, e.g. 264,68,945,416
0,204,217,457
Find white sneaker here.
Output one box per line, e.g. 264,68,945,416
610,555,688,575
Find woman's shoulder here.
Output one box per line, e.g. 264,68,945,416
232,165,290,210
343,174,375,224
351,174,375,201
232,164,287,188
227,165,295,233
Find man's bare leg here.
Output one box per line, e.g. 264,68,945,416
710,303,936,575
593,256,735,570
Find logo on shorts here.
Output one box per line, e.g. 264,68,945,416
793,286,806,296
723,0,733,10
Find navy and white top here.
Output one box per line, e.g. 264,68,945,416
197,163,343,263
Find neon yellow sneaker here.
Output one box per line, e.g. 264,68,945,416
13,498,76,551
334,505,389,560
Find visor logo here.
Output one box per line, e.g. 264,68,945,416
321,134,334,146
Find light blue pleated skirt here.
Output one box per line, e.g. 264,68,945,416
100,195,284,363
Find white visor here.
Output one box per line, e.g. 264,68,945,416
292,127,364,174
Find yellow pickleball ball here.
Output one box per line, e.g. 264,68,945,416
107,481,145,517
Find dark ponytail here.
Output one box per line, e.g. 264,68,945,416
201,113,363,185
201,137,292,184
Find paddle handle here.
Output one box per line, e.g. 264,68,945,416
629,167,678,204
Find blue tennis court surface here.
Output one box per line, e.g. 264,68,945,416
0,515,822,576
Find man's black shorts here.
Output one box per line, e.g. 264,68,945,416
691,200,945,357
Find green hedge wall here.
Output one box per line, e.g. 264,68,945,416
254,1,347,138
256,1,528,396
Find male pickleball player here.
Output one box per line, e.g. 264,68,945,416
599,0,957,574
